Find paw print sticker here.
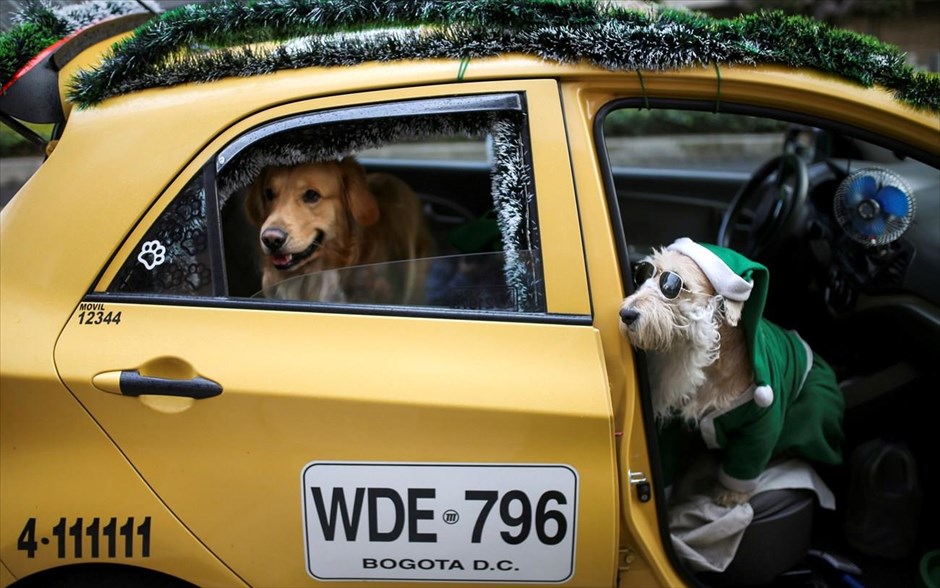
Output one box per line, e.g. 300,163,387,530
137,240,167,270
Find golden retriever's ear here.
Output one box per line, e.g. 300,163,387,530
340,157,379,227
245,168,269,227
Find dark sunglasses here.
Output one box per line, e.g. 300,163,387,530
633,261,686,299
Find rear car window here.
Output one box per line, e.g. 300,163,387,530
107,94,547,314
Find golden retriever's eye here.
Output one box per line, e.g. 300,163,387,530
302,189,321,203
263,188,275,202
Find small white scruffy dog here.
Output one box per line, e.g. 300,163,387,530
620,245,752,506
619,238,844,507
619,246,751,423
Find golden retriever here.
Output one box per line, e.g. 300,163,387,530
245,157,432,301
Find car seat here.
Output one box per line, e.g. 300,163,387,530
698,488,816,586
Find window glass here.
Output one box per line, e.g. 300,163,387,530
603,109,788,171
601,108,795,254
108,98,546,314
109,170,213,296
358,134,488,162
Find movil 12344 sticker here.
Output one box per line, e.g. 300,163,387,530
301,463,578,582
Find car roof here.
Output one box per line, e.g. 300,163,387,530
2,0,938,129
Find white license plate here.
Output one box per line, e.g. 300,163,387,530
301,462,578,582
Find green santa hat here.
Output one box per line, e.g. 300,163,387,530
666,237,775,407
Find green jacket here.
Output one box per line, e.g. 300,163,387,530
661,322,844,493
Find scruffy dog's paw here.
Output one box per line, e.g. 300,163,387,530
715,489,751,507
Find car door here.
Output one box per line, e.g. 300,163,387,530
54,80,619,587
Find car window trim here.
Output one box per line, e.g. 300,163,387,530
216,93,524,173
203,162,228,297
80,293,592,326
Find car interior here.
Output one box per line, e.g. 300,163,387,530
600,103,939,587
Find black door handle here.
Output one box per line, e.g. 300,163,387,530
117,371,222,399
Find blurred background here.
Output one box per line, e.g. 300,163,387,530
1,0,938,207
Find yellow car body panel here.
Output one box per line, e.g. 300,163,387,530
55,307,618,587
4,70,614,586
556,80,680,588
0,372,247,586
2,33,938,587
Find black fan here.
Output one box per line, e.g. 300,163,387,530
834,168,916,247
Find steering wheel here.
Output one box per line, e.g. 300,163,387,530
718,154,808,259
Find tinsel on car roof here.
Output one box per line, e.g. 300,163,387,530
1,0,937,113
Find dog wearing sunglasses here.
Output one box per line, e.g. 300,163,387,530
619,238,843,506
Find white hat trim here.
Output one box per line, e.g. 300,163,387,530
754,385,774,407
667,238,753,301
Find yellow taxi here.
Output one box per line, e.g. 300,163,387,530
1,1,938,587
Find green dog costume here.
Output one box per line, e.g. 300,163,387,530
659,238,844,493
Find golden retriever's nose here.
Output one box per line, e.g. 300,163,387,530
262,228,288,252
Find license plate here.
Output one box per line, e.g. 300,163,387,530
301,462,578,582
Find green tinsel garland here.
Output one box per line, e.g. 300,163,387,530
2,0,938,113
0,0,151,87
1,6,66,86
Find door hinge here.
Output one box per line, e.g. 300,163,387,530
629,470,651,502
